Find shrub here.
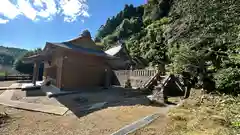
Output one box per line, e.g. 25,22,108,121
214,67,240,95
125,79,132,88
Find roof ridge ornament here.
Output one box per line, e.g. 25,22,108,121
80,29,91,39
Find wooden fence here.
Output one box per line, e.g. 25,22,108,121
0,75,32,81
114,70,159,77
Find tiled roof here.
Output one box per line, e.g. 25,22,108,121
49,42,116,59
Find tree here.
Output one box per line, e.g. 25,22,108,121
14,49,44,80
95,4,145,42
14,57,34,75
0,54,14,65
94,37,101,43
94,0,239,95
165,0,240,94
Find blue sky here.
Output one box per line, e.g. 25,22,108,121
0,0,144,50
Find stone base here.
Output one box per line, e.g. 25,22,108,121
41,85,80,98
21,81,43,89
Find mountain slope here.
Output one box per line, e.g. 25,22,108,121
95,0,240,94
95,1,172,66
0,46,27,66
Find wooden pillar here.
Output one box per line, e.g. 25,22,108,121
104,67,111,89
32,62,36,86
32,62,40,86
57,57,63,89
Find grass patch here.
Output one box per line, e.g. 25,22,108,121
165,90,240,135
0,72,6,76
168,97,181,104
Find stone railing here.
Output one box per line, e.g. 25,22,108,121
113,69,160,88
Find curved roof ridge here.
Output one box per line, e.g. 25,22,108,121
104,44,123,56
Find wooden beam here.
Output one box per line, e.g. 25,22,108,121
57,57,63,88
22,54,51,64
111,113,162,135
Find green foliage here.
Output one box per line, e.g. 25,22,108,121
14,57,34,75
0,72,6,76
102,17,144,50
165,0,240,94
144,0,172,22
96,0,240,95
14,48,43,75
95,1,173,67
0,46,27,66
126,18,170,66
0,54,14,65
102,35,118,49
168,44,201,74
124,79,132,88
96,4,144,39
214,67,240,95
167,91,240,135
0,46,27,58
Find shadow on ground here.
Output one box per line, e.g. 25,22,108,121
25,90,46,97
23,87,178,118
55,87,153,118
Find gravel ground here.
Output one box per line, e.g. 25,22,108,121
0,90,5,95
0,105,162,135
0,81,16,87
0,81,17,95
129,115,169,135
11,87,152,110
0,82,174,135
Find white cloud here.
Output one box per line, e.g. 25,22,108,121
0,18,9,24
33,0,44,7
82,10,90,17
17,0,37,20
0,0,90,23
0,0,20,19
37,10,50,18
37,0,57,19
59,0,89,22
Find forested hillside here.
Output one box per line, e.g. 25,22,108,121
13,48,43,75
95,0,240,94
0,46,27,66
